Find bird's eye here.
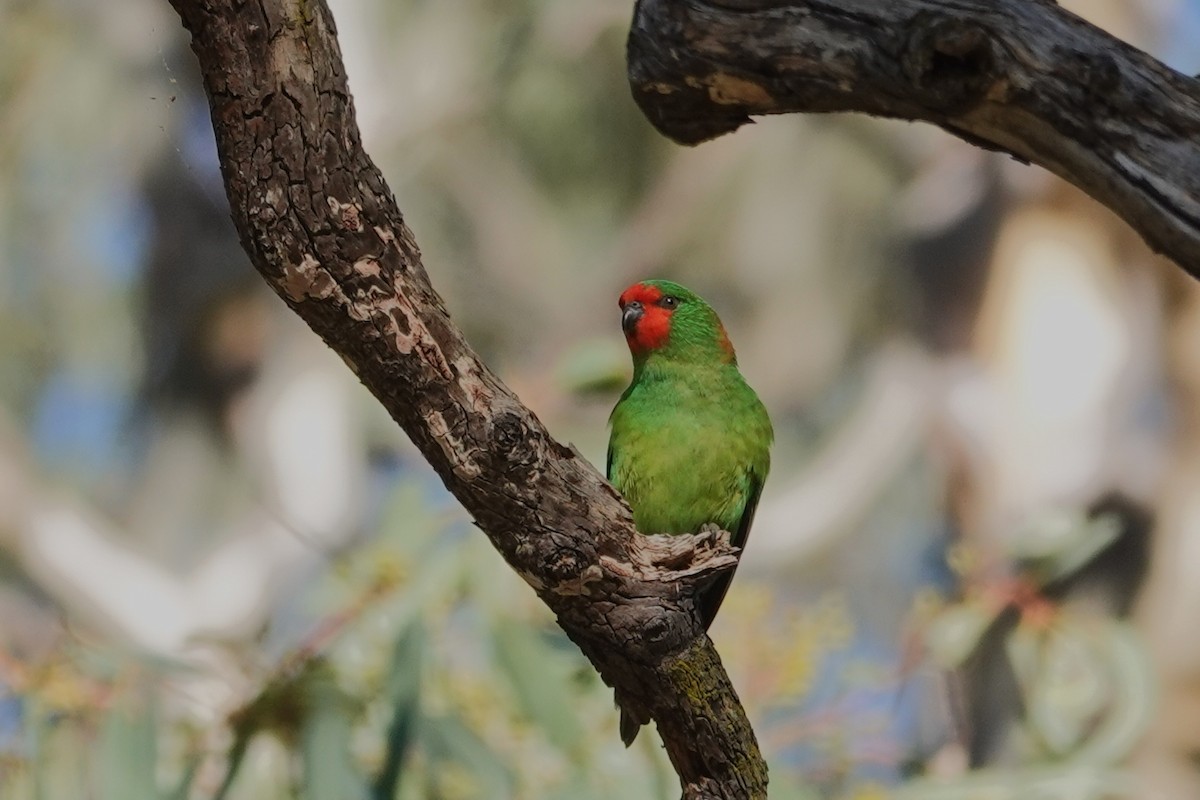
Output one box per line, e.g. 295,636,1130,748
659,295,679,309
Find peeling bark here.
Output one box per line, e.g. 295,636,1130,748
627,0,1200,279
167,0,767,797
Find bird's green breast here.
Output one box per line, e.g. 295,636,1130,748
608,363,772,536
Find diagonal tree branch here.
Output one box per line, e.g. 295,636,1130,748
167,0,766,797
627,0,1200,279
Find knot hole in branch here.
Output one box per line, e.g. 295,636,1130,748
903,16,999,113
1058,47,1122,107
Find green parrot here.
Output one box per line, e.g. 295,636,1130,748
607,279,773,744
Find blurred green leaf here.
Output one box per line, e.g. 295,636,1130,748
212,722,250,800
1072,620,1156,765
491,619,587,759
98,697,159,800
371,620,425,800
926,602,998,668
422,715,514,800
32,710,87,800
1005,617,1155,766
761,770,822,800
896,763,1135,800
301,669,369,800
164,756,200,800
556,338,629,396
1010,511,1121,585
1027,625,1106,756
217,658,336,799
1005,622,1045,700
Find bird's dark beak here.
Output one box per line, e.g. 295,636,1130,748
621,301,643,335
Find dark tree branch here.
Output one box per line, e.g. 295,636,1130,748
628,0,1200,279
166,0,766,797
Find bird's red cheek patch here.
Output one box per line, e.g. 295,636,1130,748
628,307,671,353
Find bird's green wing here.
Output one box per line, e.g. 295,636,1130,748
731,468,765,552
698,467,765,630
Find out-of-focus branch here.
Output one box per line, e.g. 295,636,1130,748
166,0,767,796
746,343,938,567
0,353,362,665
626,0,1200,279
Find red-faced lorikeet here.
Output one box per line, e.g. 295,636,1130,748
607,279,773,744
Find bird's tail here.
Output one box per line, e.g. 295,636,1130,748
615,690,649,746
619,706,642,746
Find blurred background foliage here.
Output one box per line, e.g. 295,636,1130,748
1,0,1200,798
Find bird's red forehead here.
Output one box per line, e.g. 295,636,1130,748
618,282,672,354
619,282,663,308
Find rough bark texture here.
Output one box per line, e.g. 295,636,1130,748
167,1,767,797
627,0,1200,279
